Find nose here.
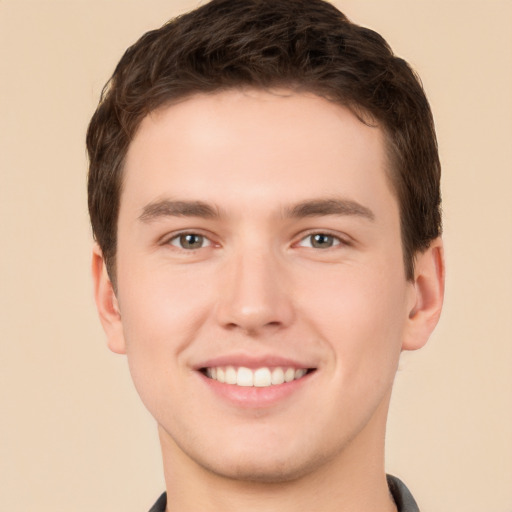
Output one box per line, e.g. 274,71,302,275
215,244,295,335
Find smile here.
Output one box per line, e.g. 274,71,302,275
202,366,313,387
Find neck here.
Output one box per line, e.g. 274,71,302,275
158,396,397,512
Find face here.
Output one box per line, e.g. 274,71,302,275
94,89,442,483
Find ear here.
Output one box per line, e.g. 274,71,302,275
91,243,126,354
402,237,445,351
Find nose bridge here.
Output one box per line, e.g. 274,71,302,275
216,236,293,333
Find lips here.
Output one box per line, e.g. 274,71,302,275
196,354,317,388
202,366,310,387
195,355,317,408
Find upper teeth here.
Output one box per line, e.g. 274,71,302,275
205,366,308,387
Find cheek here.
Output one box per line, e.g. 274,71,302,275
118,260,213,342
297,261,408,379
116,264,214,400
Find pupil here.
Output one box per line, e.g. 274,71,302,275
312,234,333,248
181,234,203,249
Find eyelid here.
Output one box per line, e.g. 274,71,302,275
294,229,352,248
170,234,212,249
160,229,218,249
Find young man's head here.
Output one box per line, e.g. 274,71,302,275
88,0,444,509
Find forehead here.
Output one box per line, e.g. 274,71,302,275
121,89,396,219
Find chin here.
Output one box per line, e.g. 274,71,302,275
197,452,323,484
183,430,340,485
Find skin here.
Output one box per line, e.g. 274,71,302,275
93,89,444,512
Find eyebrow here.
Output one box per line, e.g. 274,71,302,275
139,200,220,222
138,197,375,223
284,198,375,221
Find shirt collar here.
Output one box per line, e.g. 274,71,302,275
149,474,419,512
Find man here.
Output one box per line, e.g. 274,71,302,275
87,1,444,510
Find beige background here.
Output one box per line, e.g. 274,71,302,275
1,1,511,511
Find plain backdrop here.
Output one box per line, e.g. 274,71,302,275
1,1,511,511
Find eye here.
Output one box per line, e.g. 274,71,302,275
297,233,342,249
168,233,212,250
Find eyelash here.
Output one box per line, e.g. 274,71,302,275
166,232,213,250
295,231,349,250
164,230,350,252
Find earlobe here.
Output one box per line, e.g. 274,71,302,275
402,238,445,351
91,244,126,354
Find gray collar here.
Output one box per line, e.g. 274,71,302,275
149,474,420,512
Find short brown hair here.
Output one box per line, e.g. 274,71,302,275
87,0,441,283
